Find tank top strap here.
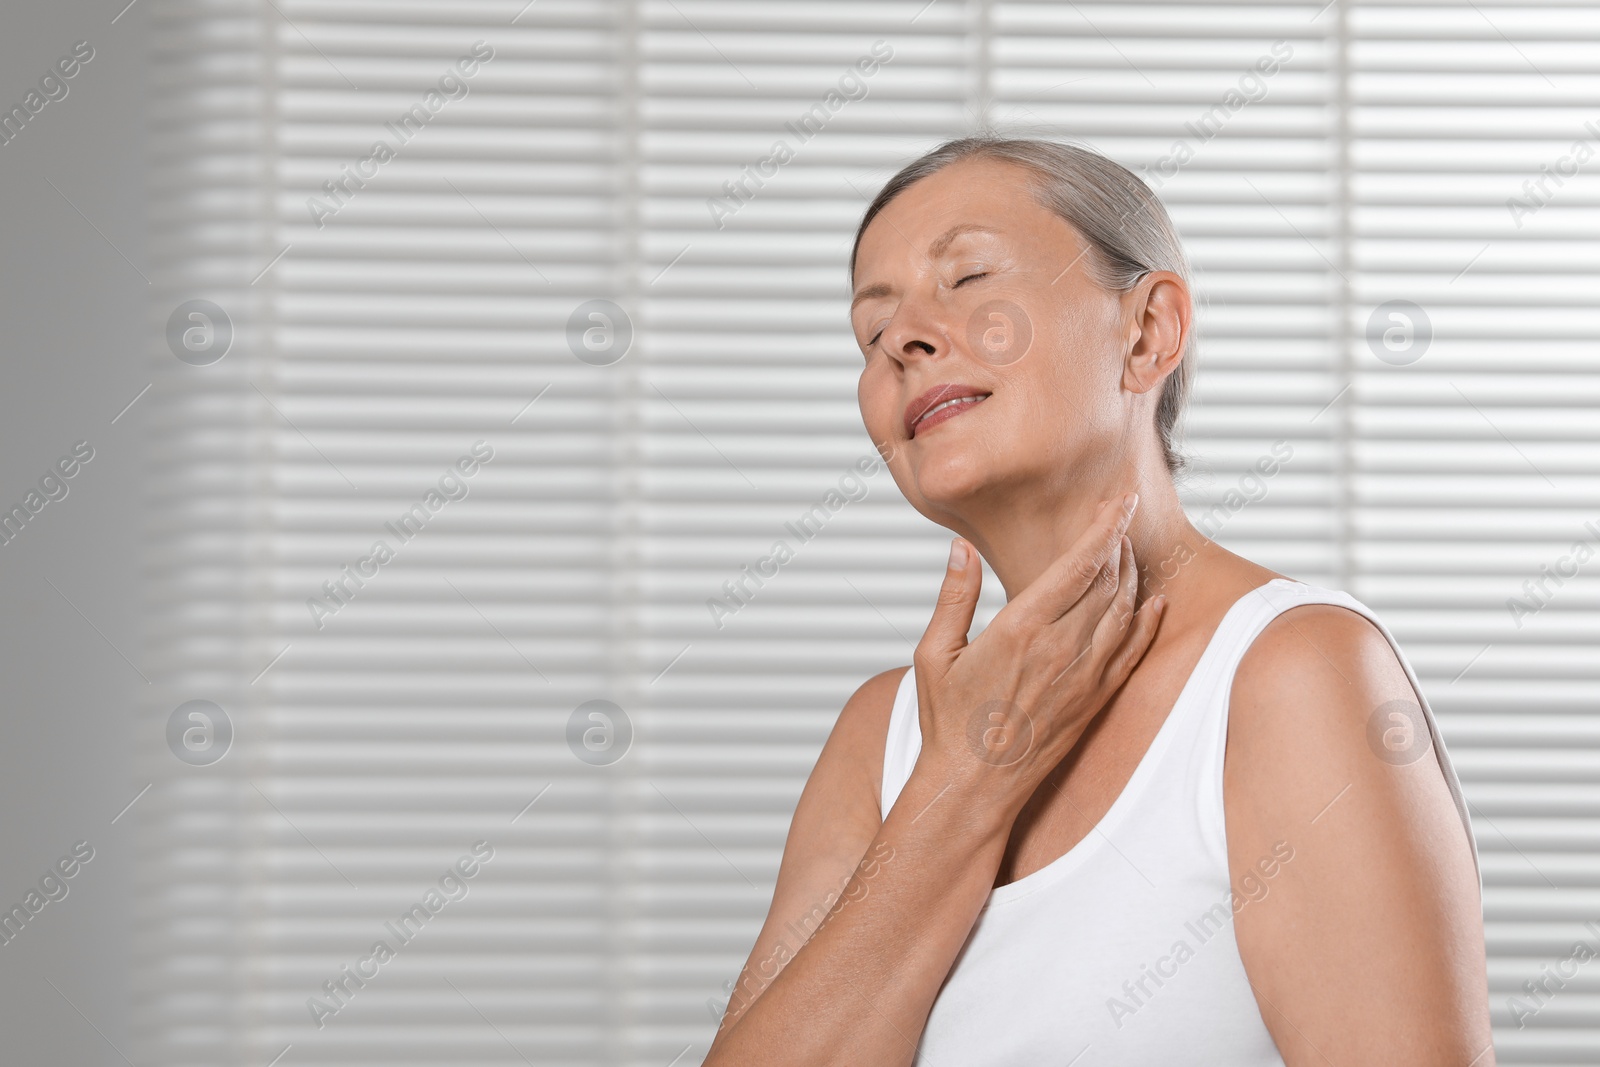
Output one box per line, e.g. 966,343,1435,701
1195,579,1482,896
880,665,920,820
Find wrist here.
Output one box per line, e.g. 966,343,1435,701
903,751,1026,843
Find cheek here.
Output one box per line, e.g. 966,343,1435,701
857,362,897,437
857,365,921,494
1035,302,1120,402
991,315,1120,465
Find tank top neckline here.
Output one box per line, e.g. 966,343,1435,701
978,576,1299,908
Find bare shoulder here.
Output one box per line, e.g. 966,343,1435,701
783,662,907,883
1223,603,1490,1064
1226,602,1444,812
712,664,908,1034
835,664,910,823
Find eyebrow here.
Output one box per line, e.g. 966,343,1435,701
850,281,893,312
850,223,1003,311
928,222,1001,258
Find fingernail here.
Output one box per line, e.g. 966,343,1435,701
1122,492,1139,514
948,539,968,571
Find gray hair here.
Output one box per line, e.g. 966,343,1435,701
849,135,1196,479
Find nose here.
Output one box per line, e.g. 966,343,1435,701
878,290,952,369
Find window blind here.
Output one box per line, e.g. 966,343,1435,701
1345,4,1600,1061
137,2,1600,1064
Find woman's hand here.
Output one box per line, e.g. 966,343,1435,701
912,492,1166,823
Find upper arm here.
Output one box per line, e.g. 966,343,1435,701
1225,605,1490,1066
713,665,908,1034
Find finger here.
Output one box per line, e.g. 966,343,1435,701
1085,534,1139,650
1043,534,1133,689
1019,492,1139,623
1099,594,1166,692
914,538,982,686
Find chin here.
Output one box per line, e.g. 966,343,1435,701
908,446,995,511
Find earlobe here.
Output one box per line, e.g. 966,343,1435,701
1121,355,1168,396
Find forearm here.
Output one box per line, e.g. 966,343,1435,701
704,759,1012,1067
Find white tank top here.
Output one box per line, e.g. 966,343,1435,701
879,577,1481,1064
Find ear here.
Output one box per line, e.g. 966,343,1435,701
1121,271,1190,396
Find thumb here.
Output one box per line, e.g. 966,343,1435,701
916,538,981,679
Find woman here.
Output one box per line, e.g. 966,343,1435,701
703,137,1490,1065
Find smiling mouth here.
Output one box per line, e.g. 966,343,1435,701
912,393,990,437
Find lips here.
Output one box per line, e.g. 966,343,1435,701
904,383,992,438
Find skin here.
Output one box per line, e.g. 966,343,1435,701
702,156,1491,1066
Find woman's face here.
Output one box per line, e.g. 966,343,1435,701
852,157,1137,529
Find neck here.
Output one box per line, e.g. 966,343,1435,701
953,464,1214,607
